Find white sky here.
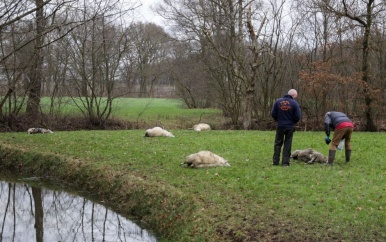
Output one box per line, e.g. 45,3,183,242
135,0,165,25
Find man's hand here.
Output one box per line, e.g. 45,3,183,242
325,136,331,145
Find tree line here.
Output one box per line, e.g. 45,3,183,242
0,0,385,131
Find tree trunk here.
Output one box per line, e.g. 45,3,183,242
244,8,266,130
362,3,376,131
26,0,45,123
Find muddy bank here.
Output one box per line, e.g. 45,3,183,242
0,144,212,241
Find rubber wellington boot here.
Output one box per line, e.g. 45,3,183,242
328,150,336,165
345,150,351,162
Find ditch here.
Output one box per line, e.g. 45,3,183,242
0,174,158,242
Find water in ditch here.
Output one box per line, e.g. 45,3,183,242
0,177,157,242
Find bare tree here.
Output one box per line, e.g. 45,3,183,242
65,13,129,126
0,0,72,124
244,6,266,129
124,22,173,98
0,23,32,121
253,0,302,127
0,0,139,128
25,0,46,123
169,43,214,108
316,0,385,131
0,0,52,32
158,0,253,128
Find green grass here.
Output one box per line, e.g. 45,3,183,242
1,97,385,240
112,98,219,118
111,98,223,128
38,97,222,128
0,129,385,241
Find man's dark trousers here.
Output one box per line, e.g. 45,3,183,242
273,127,294,166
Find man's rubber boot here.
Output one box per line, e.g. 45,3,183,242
328,150,336,165
345,150,351,162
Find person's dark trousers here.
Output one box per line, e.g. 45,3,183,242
273,127,295,166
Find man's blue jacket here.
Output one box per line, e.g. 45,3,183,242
271,94,301,128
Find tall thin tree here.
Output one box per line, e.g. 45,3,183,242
25,0,46,123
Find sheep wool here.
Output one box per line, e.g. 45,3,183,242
192,123,211,131
27,128,54,134
145,127,175,137
182,150,230,168
290,148,328,164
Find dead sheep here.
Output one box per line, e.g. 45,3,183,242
27,128,54,134
144,127,175,137
192,123,211,131
290,148,328,164
181,150,230,168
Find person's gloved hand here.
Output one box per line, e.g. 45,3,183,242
325,136,331,145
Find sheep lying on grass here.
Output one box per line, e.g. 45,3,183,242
181,151,230,168
145,127,175,137
27,128,53,134
192,123,211,131
290,148,328,164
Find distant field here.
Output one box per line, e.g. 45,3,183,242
111,98,220,119
39,97,223,129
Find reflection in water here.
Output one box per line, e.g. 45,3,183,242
0,180,157,242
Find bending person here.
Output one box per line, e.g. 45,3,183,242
324,111,354,164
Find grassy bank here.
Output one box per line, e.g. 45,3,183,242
0,130,385,241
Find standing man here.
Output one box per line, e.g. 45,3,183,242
271,89,301,166
324,111,354,164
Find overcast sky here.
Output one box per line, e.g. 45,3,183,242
136,0,164,25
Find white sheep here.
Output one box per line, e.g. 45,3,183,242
181,151,230,168
290,148,327,164
27,128,54,134
144,127,175,137
192,123,211,131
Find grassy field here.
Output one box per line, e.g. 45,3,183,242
39,97,223,129
0,99,385,241
111,98,224,129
